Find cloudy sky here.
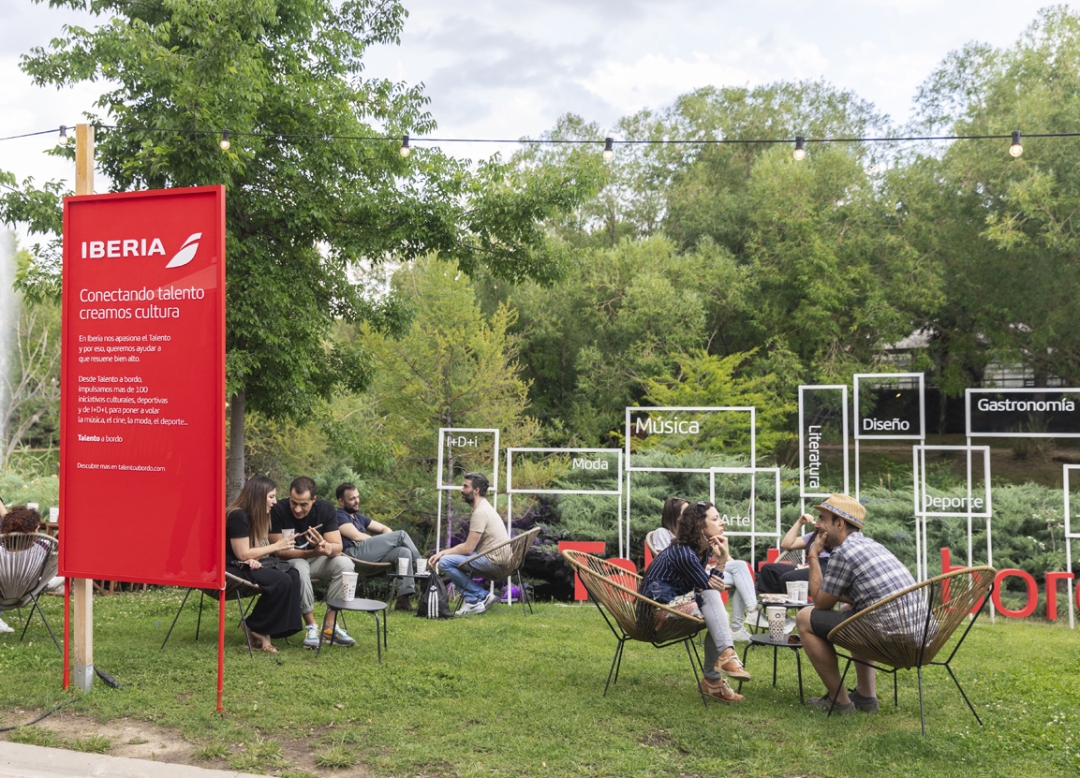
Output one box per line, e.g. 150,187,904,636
0,0,1072,186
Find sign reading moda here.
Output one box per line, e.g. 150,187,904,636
60,186,226,589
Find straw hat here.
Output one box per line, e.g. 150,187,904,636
814,493,866,529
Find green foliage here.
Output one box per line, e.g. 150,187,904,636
0,468,59,513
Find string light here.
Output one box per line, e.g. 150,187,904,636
1009,130,1023,158
219,129,230,151
58,125,69,146
603,137,614,161
400,135,411,157
793,136,806,161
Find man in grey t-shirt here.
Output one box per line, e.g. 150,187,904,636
428,472,510,616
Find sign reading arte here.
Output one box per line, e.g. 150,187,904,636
60,186,225,589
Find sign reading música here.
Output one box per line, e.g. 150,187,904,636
966,388,1080,437
853,373,925,440
59,186,225,588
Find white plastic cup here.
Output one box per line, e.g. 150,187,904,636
281,528,296,539
767,606,786,641
49,507,59,523
397,557,410,576
798,581,810,603
415,558,428,575
786,581,801,602
341,571,358,602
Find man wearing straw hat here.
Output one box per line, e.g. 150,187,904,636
796,493,916,715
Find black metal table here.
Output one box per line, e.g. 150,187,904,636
738,632,806,702
320,597,388,661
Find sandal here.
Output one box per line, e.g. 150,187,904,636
699,677,744,703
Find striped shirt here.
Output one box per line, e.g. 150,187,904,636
820,532,916,612
639,543,719,604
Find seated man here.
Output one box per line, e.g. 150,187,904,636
268,476,356,648
796,493,917,715
427,472,510,616
335,482,422,611
756,511,831,595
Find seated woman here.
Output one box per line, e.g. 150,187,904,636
709,514,761,643
226,475,302,653
756,512,829,595
650,497,688,553
638,500,751,703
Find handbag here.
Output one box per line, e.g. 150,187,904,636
416,571,452,619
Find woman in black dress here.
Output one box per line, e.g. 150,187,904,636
226,475,302,652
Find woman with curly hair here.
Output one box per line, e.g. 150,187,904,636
638,500,751,703
226,476,302,652
0,506,50,634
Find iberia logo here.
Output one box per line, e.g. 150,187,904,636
80,232,203,268
166,233,202,268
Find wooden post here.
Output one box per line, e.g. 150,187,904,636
72,122,95,692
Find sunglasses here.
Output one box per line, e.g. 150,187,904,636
696,501,713,508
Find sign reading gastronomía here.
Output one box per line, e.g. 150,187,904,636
60,186,225,588
966,388,1080,437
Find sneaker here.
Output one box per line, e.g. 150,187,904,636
482,592,499,609
455,600,487,617
807,694,856,715
744,609,764,628
715,652,751,681
0,617,14,634
731,628,754,643
302,623,320,648
699,676,743,703
848,688,880,713
321,624,356,646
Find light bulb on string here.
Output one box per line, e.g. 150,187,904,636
400,135,411,157
1009,131,1023,158
793,136,806,161
58,125,68,146
602,137,614,161
219,130,231,151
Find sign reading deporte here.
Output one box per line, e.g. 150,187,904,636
60,186,226,588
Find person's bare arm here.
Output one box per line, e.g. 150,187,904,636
337,522,372,543
268,532,320,560
807,532,839,609
781,514,813,550
230,535,294,562
429,531,483,567
366,519,392,535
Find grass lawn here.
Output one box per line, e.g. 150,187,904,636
1,589,1078,777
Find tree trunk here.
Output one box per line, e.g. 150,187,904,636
226,389,246,501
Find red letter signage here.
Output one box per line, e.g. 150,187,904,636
60,186,225,588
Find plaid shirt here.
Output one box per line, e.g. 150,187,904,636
820,532,915,612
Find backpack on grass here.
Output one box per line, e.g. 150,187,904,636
417,572,452,619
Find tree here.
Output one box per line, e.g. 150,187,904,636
347,255,540,535
3,0,601,495
1,251,61,467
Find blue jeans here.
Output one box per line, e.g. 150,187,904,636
438,554,502,603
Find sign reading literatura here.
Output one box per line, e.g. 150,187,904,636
59,186,226,588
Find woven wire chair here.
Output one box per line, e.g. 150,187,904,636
825,565,996,734
160,571,263,658
561,550,710,706
456,527,542,614
0,532,60,651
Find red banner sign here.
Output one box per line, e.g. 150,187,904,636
59,186,225,588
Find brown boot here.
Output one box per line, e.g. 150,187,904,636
394,595,413,611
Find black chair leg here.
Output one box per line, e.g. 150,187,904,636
161,588,194,650
944,662,984,727
685,639,708,708
234,589,253,659
604,639,625,695
22,593,60,652
917,665,926,736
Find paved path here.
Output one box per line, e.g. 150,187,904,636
0,742,263,778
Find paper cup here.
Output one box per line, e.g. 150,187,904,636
49,507,59,523
281,528,296,539
27,502,39,512
341,571,358,602
415,558,428,575
786,581,801,602
767,606,786,641
797,582,810,603
397,557,411,576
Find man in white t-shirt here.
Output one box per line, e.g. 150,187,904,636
428,472,510,616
